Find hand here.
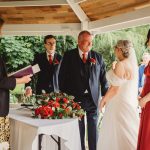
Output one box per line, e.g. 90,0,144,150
99,99,106,112
16,74,32,84
25,86,32,97
139,99,146,108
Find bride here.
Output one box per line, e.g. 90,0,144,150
97,40,139,150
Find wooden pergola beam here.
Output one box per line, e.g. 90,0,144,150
89,6,150,34
66,0,89,30
0,0,87,7
0,0,68,7
2,23,81,36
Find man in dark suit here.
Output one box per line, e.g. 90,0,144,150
27,35,62,95
59,31,108,150
0,18,31,143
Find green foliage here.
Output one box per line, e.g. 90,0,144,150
56,35,77,55
65,35,77,52
0,37,34,72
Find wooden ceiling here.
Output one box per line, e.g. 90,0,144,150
0,5,80,24
80,0,150,21
0,0,150,24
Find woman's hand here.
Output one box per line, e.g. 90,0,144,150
139,98,147,108
16,75,32,84
99,99,106,112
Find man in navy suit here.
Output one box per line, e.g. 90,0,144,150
59,30,108,150
0,18,31,143
26,35,62,95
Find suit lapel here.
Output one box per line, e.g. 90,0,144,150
75,48,85,78
43,52,49,65
88,51,95,78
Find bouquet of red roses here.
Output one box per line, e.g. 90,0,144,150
33,92,85,119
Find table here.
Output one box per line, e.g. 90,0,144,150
9,109,81,150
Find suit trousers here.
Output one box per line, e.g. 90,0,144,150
78,95,98,150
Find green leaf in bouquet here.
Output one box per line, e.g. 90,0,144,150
68,95,74,100
36,100,42,105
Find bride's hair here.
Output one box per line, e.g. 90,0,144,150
116,40,133,58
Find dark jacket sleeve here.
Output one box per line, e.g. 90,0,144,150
58,52,69,92
99,55,108,96
0,77,16,90
0,57,16,90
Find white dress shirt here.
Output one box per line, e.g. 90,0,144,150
78,48,88,60
46,51,55,61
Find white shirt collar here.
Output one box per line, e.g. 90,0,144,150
78,47,88,59
46,51,55,60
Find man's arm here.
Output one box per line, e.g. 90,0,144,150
58,52,69,92
99,56,108,96
0,57,16,90
0,58,31,90
0,76,16,90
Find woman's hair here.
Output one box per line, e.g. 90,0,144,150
115,40,133,58
145,29,150,47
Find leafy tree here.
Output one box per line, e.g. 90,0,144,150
0,37,34,72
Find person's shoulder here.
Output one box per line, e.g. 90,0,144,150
90,50,104,65
91,50,102,58
64,48,78,56
35,52,45,58
55,53,62,60
114,62,125,79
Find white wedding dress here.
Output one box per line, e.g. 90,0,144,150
97,63,140,149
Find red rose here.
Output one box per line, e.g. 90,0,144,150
41,106,49,117
63,98,68,103
42,106,54,117
72,102,77,109
56,97,61,102
48,100,53,106
61,104,67,109
47,107,54,116
59,113,63,118
76,104,81,110
65,107,70,113
54,59,60,65
89,58,96,64
53,102,60,108
35,108,40,116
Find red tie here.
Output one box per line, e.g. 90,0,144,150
49,54,53,64
82,53,87,63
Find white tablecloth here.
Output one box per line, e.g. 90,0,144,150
9,109,81,150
